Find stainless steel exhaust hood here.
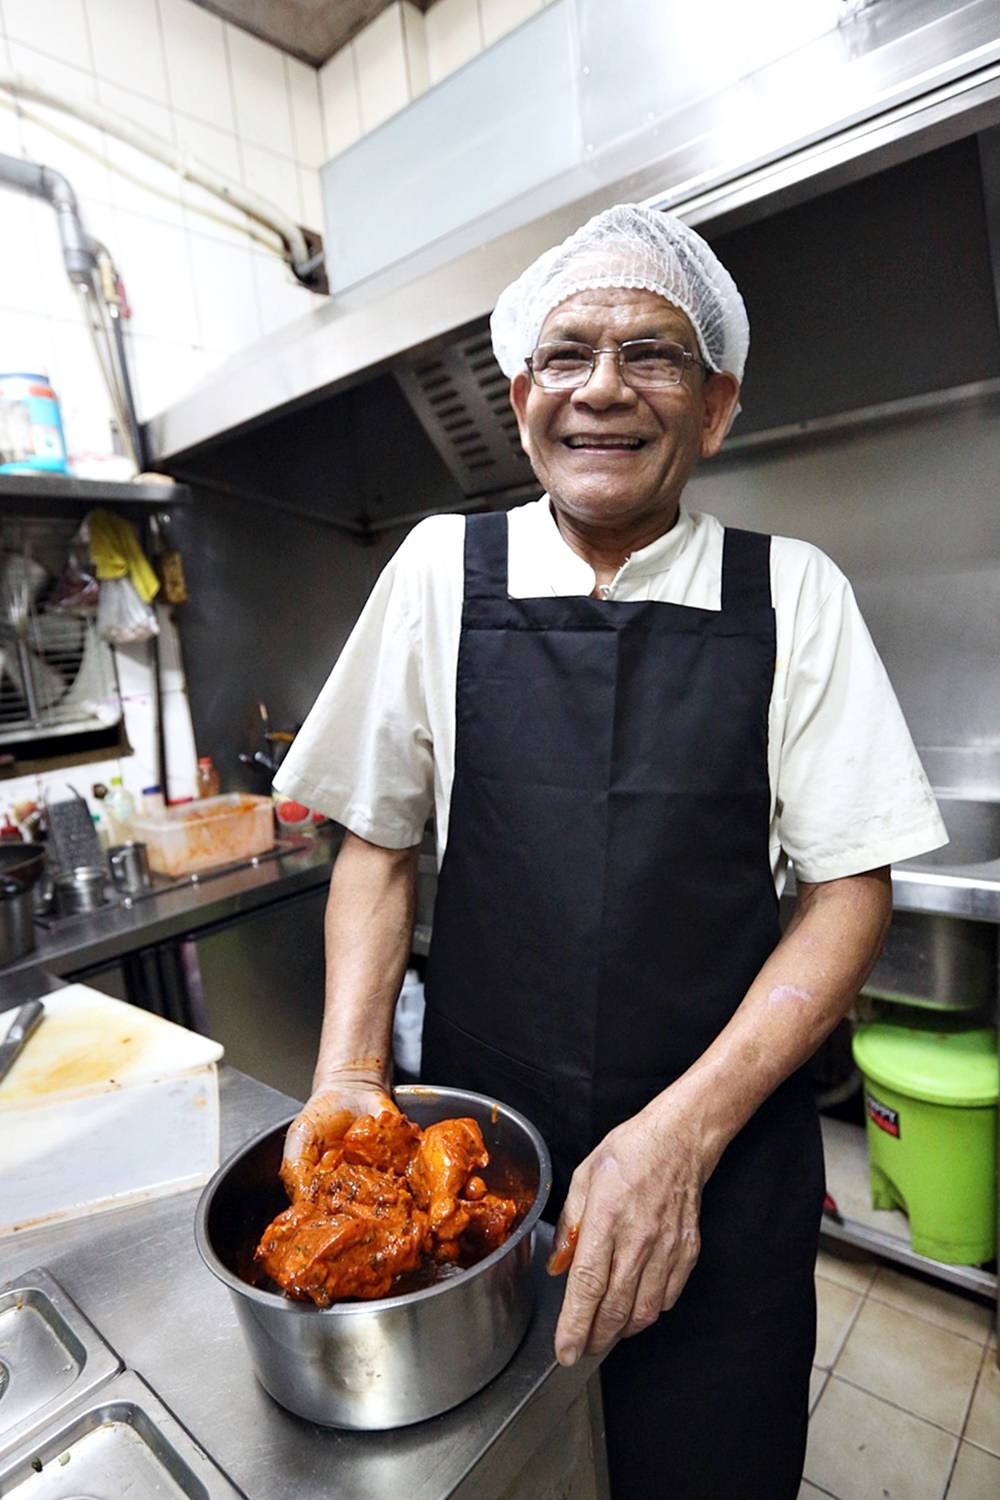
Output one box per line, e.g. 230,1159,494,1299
150,0,1000,498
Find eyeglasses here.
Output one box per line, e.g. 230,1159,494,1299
526,339,710,391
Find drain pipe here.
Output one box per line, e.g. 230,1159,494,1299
0,150,140,466
0,150,96,285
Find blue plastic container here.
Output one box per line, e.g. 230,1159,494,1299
0,372,69,474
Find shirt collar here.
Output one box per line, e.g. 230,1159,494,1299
510,495,695,596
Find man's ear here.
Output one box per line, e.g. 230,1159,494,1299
510,371,532,453
700,372,741,458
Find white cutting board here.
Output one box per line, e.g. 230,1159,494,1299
0,985,224,1236
0,984,223,1104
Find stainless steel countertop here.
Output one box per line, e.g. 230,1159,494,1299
891,862,1000,923
0,1069,598,1500
1,834,339,989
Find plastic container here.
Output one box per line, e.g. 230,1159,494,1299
129,793,275,876
0,372,69,474
852,1021,998,1264
273,796,314,837
104,776,135,843
196,756,221,799
0,983,223,1237
142,785,165,815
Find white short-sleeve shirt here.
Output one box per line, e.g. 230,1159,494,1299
274,497,946,885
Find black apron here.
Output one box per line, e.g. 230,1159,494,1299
423,511,824,1499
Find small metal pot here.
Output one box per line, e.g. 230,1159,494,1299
195,1085,551,1430
54,865,109,914
0,878,35,965
107,841,152,895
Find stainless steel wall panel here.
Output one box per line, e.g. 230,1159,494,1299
321,2,580,293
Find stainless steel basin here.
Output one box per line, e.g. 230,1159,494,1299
902,796,1000,869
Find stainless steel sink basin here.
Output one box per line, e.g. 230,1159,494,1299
902,796,1000,869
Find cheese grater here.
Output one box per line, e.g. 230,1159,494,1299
46,797,105,874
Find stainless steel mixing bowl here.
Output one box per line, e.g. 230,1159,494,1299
194,1085,552,1430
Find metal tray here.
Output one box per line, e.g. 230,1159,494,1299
0,1369,247,1497
0,1269,121,1459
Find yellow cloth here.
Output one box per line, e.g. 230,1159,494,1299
88,509,160,603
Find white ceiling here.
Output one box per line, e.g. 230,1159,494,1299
192,0,433,67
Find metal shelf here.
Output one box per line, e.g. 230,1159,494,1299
0,473,191,516
820,1116,997,1301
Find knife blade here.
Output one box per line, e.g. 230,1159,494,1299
0,999,44,1084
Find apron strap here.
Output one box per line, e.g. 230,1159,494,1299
721,527,772,611
463,512,509,600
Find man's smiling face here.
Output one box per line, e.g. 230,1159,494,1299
510,287,739,536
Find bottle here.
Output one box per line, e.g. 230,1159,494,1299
0,814,22,843
104,775,136,843
91,811,109,850
142,784,165,816
196,756,220,799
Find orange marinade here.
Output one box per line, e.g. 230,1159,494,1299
255,1111,522,1306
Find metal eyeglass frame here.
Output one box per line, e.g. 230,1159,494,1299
525,339,712,391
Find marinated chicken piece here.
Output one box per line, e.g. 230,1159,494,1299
341,1110,422,1175
408,1118,489,1208
255,1196,425,1305
260,1109,524,1305
256,1164,426,1303
426,1189,519,1260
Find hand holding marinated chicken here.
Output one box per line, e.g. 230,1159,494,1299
256,1110,521,1306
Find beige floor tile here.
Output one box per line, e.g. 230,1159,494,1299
798,1484,830,1498
805,1376,957,1500
810,1365,829,1415
947,1441,1000,1499
964,1348,1000,1457
836,1299,982,1433
817,1241,879,1294
869,1267,993,1346
815,1275,863,1369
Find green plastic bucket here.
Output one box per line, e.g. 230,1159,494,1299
851,1023,998,1265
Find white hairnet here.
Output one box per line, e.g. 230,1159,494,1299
490,203,749,383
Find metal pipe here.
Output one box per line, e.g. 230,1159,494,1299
0,73,317,284
0,150,96,283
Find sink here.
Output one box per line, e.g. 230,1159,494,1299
902,796,1000,869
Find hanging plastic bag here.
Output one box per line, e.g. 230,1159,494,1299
51,553,99,614
96,575,159,644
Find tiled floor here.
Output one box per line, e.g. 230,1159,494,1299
801,1243,999,1499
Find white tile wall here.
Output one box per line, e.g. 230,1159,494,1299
353,4,411,133
425,0,483,84
158,0,234,132
401,2,429,100
285,54,324,169
225,21,294,156
86,0,169,104
319,44,362,157
479,0,544,47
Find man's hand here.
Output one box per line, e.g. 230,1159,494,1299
282,1063,397,1197
548,1091,716,1365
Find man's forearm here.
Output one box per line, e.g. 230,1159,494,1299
651,867,893,1170
312,830,420,1092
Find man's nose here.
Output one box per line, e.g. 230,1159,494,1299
571,349,636,408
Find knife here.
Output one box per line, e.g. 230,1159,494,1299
0,999,44,1085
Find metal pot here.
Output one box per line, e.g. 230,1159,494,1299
0,877,35,965
195,1085,552,1430
54,865,108,914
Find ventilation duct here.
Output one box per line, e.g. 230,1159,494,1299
394,332,534,497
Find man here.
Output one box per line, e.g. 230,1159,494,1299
274,204,945,1496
